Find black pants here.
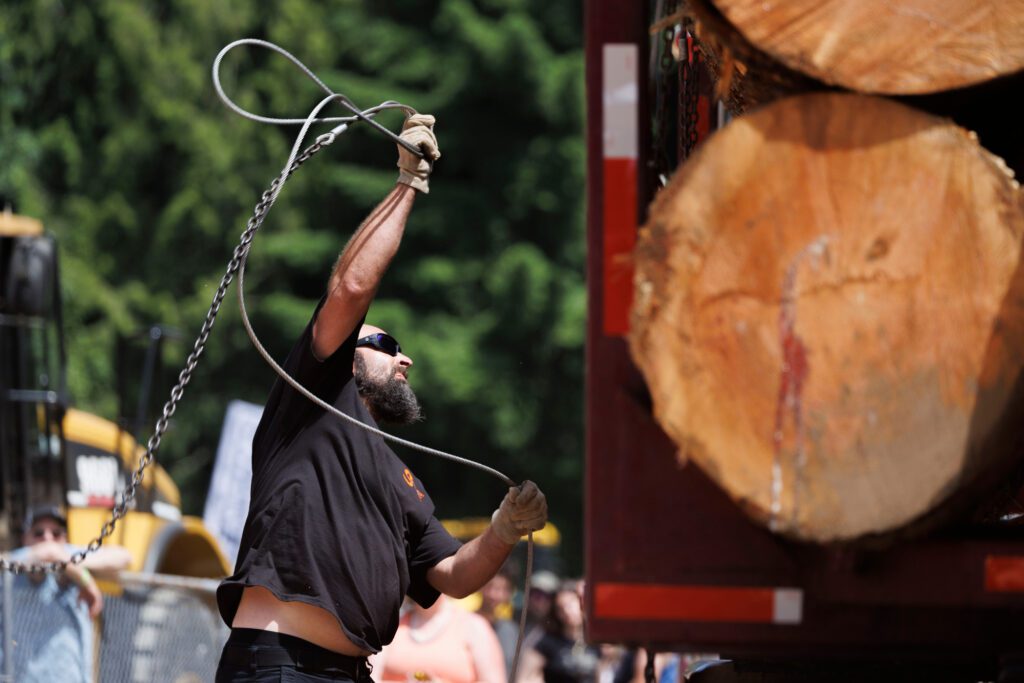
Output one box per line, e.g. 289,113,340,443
216,628,372,682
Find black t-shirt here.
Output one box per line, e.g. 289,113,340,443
216,299,462,653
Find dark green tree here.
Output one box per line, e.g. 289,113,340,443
1,0,584,573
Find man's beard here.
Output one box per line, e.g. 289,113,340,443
353,355,423,425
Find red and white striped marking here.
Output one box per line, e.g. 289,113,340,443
594,582,803,625
602,43,638,337
985,555,1024,592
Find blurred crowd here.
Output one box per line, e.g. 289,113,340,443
372,567,713,683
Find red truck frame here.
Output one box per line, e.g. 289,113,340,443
583,1,1024,676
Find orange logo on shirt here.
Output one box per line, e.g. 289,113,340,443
403,468,415,487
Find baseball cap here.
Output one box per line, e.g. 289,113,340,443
529,570,560,595
23,504,67,533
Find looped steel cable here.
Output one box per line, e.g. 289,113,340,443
212,39,426,159
2,38,536,683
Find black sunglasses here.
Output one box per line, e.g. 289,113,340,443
356,333,402,356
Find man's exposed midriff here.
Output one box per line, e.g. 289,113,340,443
232,585,372,656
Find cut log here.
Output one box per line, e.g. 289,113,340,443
630,93,1024,542
703,0,1024,95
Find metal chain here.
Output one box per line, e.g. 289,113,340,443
679,17,701,161
0,137,330,576
650,0,680,186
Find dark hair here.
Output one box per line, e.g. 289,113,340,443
545,585,583,636
497,559,521,585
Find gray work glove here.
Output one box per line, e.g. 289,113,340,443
490,480,548,545
396,113,440,194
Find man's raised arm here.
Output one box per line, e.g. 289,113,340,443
312,114,440,359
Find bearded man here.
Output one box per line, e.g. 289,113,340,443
215,114,547,683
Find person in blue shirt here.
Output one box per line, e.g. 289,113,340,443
2,505,131,683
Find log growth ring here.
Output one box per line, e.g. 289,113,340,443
630,93,1024,542
710,0,1024,94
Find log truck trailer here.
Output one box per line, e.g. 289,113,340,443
583,3,1024,681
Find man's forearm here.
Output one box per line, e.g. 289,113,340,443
428,527,515,599
329,184,416,298
428,480,548,598
313,184,417,358
82,546,132,577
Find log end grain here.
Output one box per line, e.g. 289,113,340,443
631,92,1024,541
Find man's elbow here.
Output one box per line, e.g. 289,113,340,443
429,563,475,599
440,572,489,600
331,273,375,305
443,584,475,600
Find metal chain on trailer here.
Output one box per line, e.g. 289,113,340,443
650,1,703,180
679,16,701,162
651,0,680,186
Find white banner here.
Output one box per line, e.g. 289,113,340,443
203,400,264,566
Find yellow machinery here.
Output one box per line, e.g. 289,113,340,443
441,516,561,550
0,210,229,577
62,408,229,577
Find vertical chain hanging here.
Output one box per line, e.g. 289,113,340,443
651,0,681,187
678,16,702,162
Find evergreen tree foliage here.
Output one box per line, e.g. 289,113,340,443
1,1,585,572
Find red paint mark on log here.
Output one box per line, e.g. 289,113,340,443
774,262,810,457
771,240,822,525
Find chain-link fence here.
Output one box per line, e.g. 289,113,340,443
1,571,228,682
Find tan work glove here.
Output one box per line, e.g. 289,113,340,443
491,480,548,545
396,113,440,194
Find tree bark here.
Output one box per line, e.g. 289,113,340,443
630,92,1024,542
702,0,1024,95
685,0,822,114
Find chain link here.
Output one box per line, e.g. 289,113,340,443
650,0,680,186
679,17,701,162
0,138,330,576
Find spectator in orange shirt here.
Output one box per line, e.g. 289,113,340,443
375,595,506,683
